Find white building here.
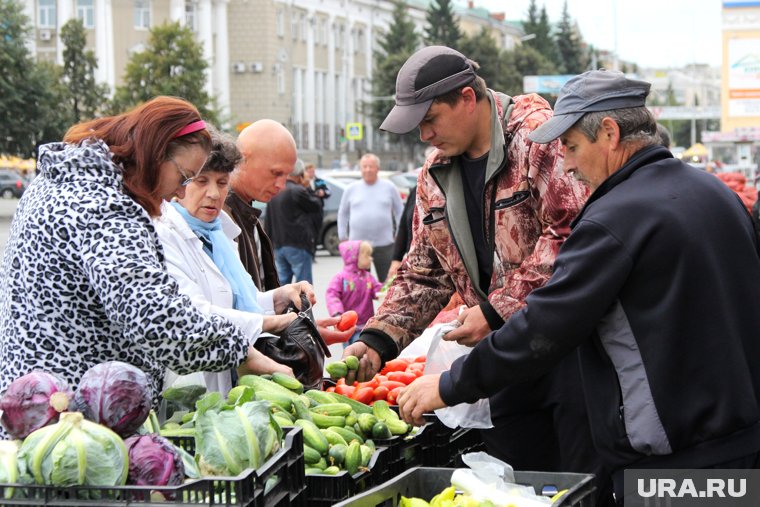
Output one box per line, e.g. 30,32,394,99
22,0,525,165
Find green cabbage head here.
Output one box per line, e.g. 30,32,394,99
17,412,128,493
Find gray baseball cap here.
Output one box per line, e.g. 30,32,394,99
380,46,477,134
529,70,651,144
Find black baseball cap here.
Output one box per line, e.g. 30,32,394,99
529,70,651,144
380,46,477,134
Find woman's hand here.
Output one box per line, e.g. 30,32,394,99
316,316,355,346
262,312,298,334
238,345,294,377
272,281,316,314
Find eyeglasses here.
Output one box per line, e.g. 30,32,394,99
170,157,205,187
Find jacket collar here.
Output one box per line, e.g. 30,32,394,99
159,201,241,242
572,144,674,227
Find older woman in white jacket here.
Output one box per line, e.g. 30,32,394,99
154,129,307,395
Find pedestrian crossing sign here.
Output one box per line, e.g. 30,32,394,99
346,123,363,140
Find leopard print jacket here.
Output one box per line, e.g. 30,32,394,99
0,140,251,434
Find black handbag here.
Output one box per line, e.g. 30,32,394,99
253,295,331,390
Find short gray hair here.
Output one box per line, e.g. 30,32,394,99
575,106,659,146
290,159,305,177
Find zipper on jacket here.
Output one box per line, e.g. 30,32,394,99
494,191,530,209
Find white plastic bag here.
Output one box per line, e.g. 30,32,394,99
424,321,493,429
451,452,552,506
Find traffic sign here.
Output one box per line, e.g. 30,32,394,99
346,123,363,140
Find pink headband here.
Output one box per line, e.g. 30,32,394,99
173,120,206,138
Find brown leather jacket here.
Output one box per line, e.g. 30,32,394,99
224,191,280,291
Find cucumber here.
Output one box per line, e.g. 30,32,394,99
303,445,322,464
305,467,324,475
321,428,348,447
271,372,304,393
359,444,372,467
371,421,392,439
295,419,329,454
304,389,337,405
344,355,359,370
326,392,373,414
292,398,313,422
328,443,347,466
310,412,346,429
272,414,293,429
322,466,341,475
325,362,348,379
357,413,378,435
372,400,400,422
327,425,364,444
345,441,362,475
310,403,353,417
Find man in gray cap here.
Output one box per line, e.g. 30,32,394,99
343,45,607,499
397,69,760,504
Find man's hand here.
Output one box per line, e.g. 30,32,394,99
262,312,297,334
397,374,445,426
316,316,355,345
238,345,294,377
342,342,382,383
442,305,491,347
273,281,316,314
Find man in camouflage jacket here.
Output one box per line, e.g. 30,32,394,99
344,46,612,504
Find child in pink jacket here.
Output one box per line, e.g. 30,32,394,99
326,240,383,346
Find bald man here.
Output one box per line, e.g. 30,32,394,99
225,120,297,290
225,119,354,344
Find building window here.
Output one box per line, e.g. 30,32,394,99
300,13,307,42
334,23,342,49
356,28,364,53
134,0,150,29
185,0,197,32
38,0,56,28
290,12,298,41
77,0,94,28
320,19,328,46
276,8,284,38
276,64,285,95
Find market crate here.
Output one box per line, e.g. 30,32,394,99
333,466,597,507
373,421,432,478
304,446,389,507
0,426,306,507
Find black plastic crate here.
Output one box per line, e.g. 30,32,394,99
0,426,306,507
304,447,389,507
373,422,431,478
333,466,597,507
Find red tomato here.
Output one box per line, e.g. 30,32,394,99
414,355,427,363
379,380,406,391
336,377,346,386
357,378,379,390
380,358,412,374
325,386,336,393
376,375,388,383
337,310,358,331
350,386,375,404
387,371,417,385
335,384,355,396
406,362,425,373
373,385,390,401
386,386,403,405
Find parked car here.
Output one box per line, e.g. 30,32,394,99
0,170,26,199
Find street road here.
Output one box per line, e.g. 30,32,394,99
0,197,370,361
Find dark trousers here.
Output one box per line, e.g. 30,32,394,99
372,243,394,283
480,354,615,507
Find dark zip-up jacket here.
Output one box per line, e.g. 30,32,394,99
440,145,760,470
264,179,323,253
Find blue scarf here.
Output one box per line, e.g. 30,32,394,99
171,202,264,313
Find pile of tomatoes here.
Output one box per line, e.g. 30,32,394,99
325,355,426,405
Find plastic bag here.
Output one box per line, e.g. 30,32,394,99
424,321,493,429
451,452,552,505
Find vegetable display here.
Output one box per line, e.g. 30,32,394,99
73,361,152,438
0,440,20,499
16,412,128,494
327,355,426,405
0,371,73,439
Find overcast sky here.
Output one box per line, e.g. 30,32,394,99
473,0,723,69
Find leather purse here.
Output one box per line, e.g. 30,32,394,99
253,295,331,390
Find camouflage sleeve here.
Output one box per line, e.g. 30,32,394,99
363,171,456,351
487,109,588,322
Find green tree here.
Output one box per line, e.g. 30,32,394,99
371,0,418,128
525,4,559,70
460,28,502,90
424,0,462,48
61,18,109,123
0,0,69,156
111,21,219,123
500,44,559,98
555,0,587,74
